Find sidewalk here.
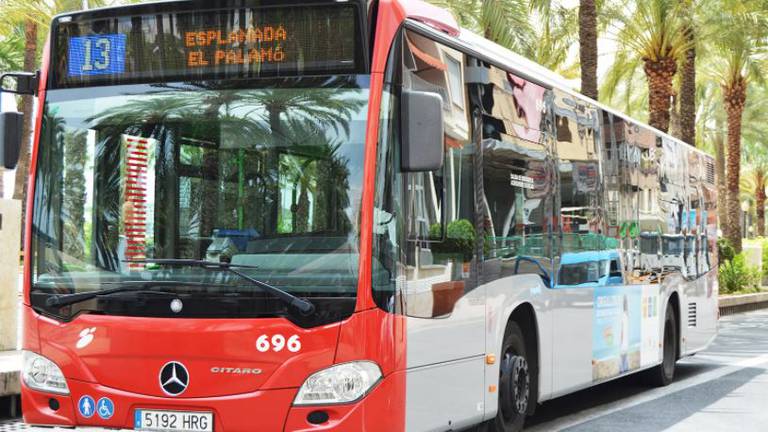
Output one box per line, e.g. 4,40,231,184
0,350,20,397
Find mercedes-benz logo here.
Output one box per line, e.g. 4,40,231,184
170,299,183,314
159,361,189,396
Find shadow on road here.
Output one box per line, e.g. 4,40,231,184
527,363,763,432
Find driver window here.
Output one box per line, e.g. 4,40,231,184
401,30,474,319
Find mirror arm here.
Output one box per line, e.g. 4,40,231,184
0,71,40,96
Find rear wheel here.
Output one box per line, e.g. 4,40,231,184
487,321,529,432
645,303,678,386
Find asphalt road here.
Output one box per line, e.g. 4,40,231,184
2,309,768,432
526,309,768,432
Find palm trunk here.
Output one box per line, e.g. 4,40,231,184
680,27,696,146
13,19,37,250
715,117,727,237
644,57,677,132
756,172,766,237
669,95,682,139
579,0,598,100
723,77,747,253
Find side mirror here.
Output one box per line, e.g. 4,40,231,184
0,72,38,96
401,90,444,172
0,111,23,169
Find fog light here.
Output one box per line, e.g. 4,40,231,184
307,410,329,424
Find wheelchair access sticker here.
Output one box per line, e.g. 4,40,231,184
97,397,115,419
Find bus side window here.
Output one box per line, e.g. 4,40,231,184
625,124,663,285
553,89,609,288
400,30,475,319
480,66,553,287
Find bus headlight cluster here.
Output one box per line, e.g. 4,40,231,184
293,361,382,405
22,351,69,395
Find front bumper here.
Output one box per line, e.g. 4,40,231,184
22,371,404,432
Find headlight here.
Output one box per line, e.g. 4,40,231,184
293,361,382,405
22,351,69,395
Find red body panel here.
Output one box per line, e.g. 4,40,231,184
21,1,458,430
35,313,340,395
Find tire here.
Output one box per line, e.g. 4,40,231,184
486,321,531,432
645,302,678,387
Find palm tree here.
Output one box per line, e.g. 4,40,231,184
522,3,580,77
428,0,533,54
694,78,726,233
737,84,768,237
529,0,618,100
434,0,583,78
601,50,649,120
1,0,139,248
741,165,767,237
0,24,24,72
578,0,598,100
677,0,738,146
679,0,696,146
63,129,88,260
713,11,767,253
0,24,24,198
15,18,36,209
611,0,692,133
88,83,364,238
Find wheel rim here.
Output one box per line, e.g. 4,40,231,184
500,349,530,422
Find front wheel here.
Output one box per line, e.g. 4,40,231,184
486,321,530,432
644,302,678,386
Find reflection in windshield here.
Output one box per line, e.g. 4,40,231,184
31,76,369,321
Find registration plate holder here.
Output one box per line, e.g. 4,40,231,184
135,409,214,432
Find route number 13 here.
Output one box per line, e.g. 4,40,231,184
81,38,112,72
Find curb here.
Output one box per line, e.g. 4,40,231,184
719,292,768,316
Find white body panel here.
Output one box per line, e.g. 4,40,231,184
397,15,718,432
404,269,718,429
405,285,487,431
550,288,593,396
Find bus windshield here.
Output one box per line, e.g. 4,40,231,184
30,76,369,324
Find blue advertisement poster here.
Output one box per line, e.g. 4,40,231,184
592,286,642,380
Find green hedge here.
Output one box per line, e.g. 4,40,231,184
718,238,762,294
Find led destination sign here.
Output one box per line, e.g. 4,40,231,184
54,4,363,87
185,26,289,67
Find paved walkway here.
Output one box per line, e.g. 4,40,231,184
0,351,20,397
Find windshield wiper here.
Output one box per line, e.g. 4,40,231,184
45,281,184,308
124,259,316,315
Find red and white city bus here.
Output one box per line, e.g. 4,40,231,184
0,0,718,431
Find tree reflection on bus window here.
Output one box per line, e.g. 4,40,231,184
552,89,614,288
31,76,371,322
480,66,553,287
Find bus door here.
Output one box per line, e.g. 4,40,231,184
397,29,486,431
